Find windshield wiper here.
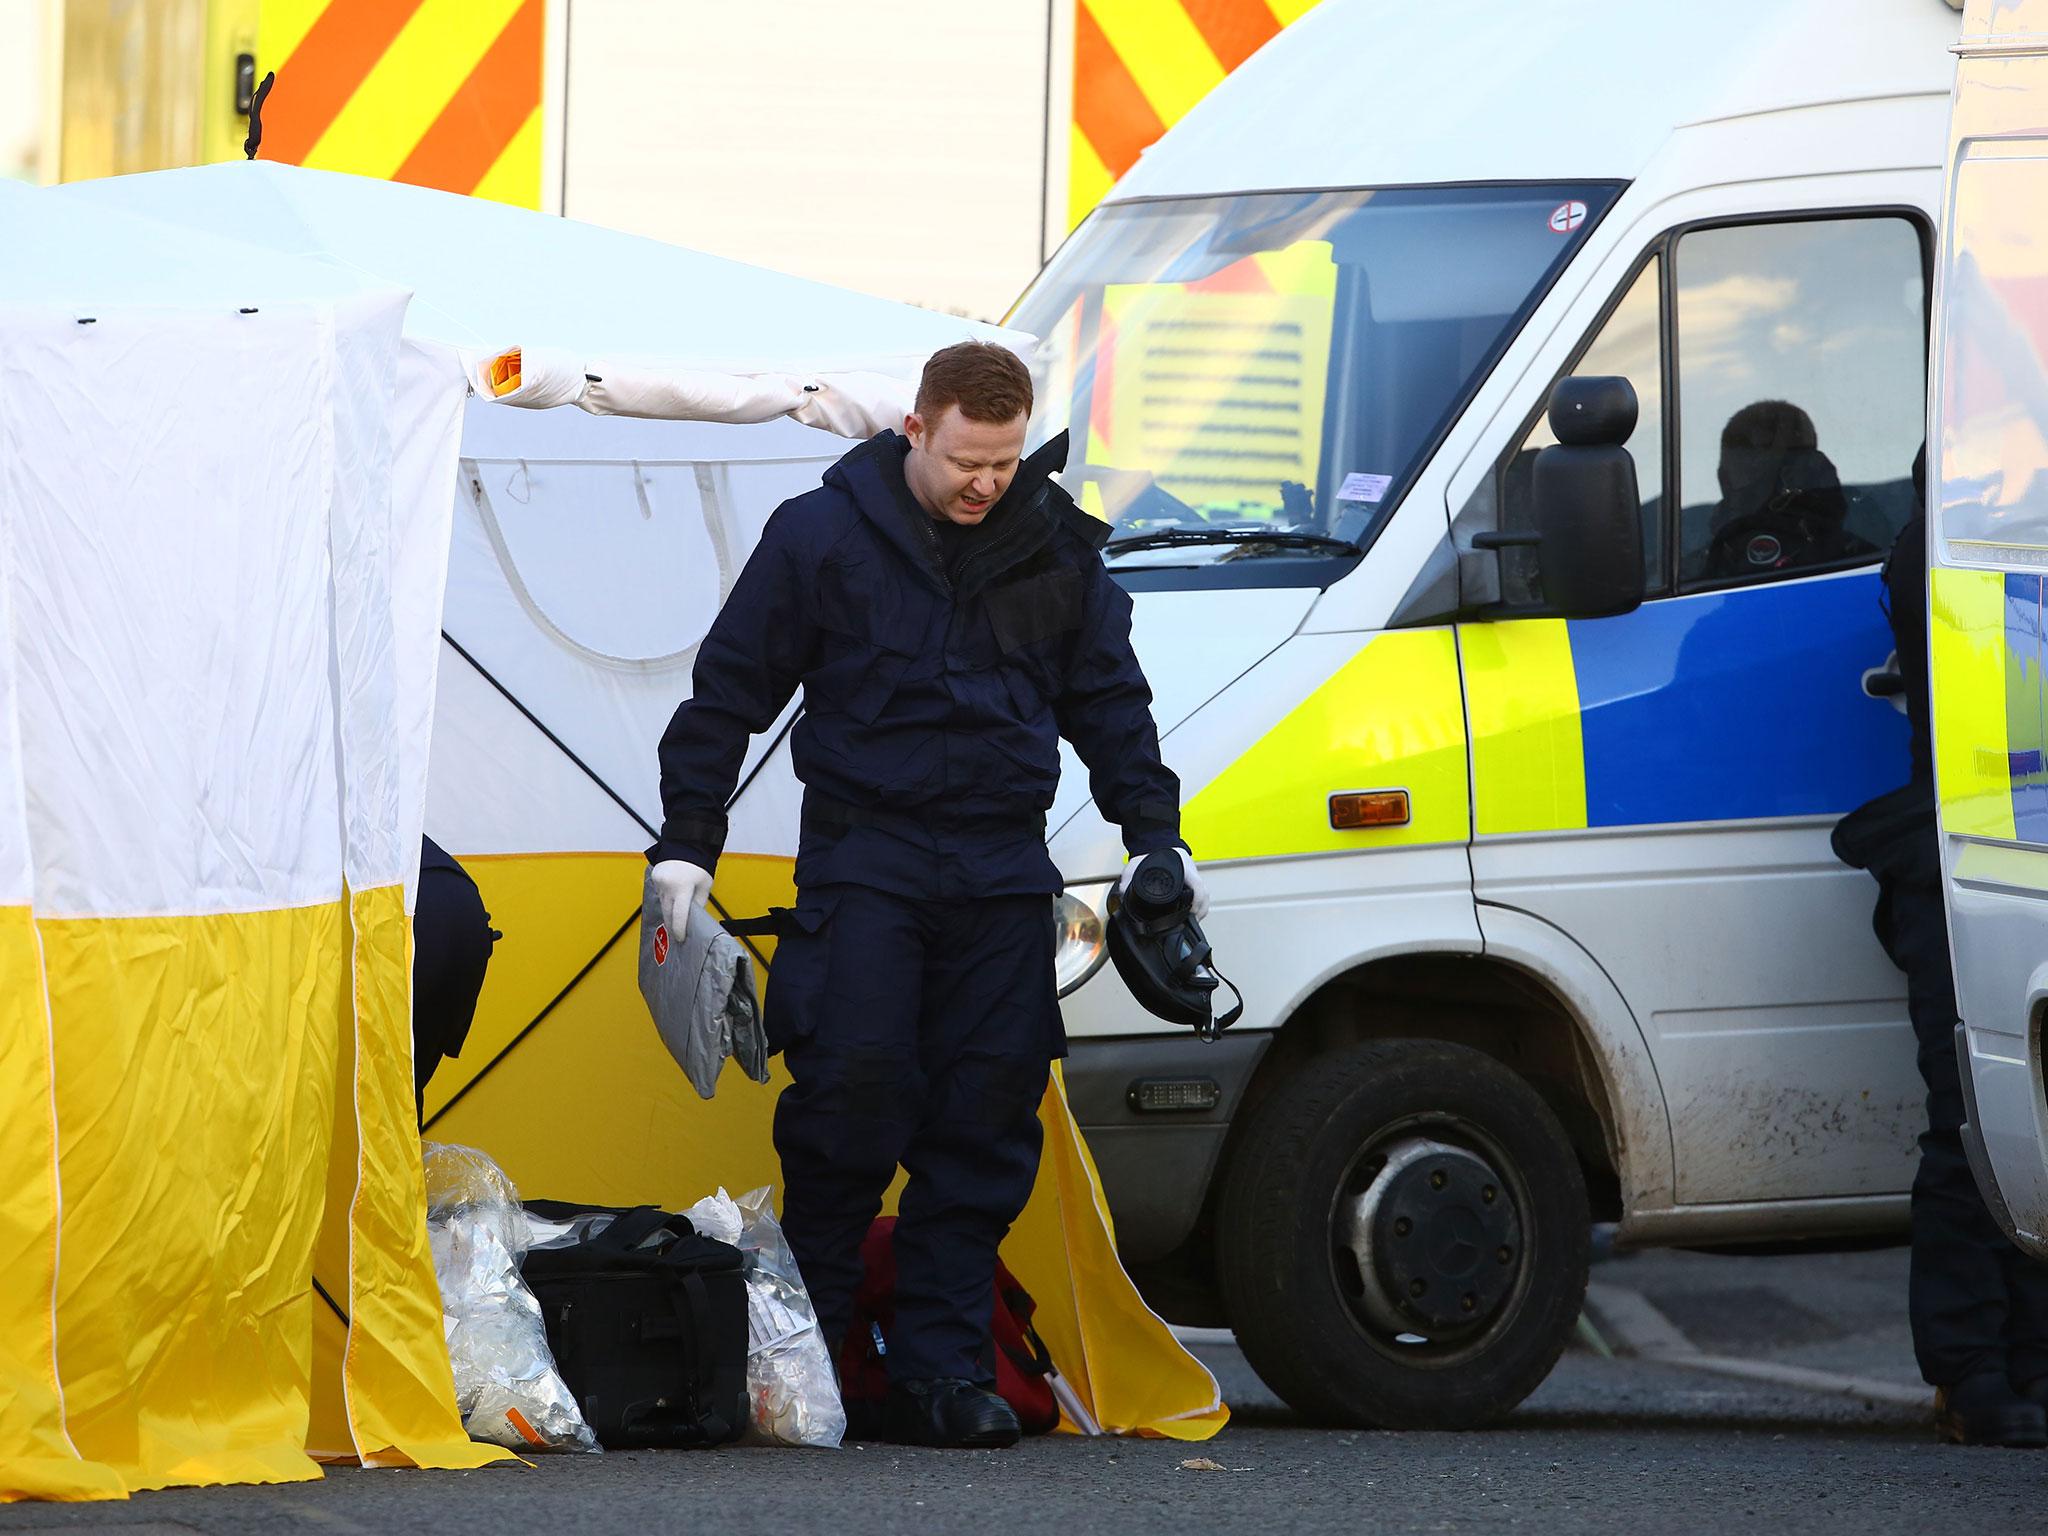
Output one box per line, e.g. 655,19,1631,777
1104,527,1358,558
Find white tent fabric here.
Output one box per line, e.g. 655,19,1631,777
7,300,362,918
49,163,1036,856
55,163,1019,369
0,177,376,312
0,178,470,915
0,203,508,1489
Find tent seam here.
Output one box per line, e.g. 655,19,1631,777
434,633,781,972
421,906,638,1131
28,916,87,1464
342,887,367,1459
316,301,369,1464
438,632,659,840
0,410,85,1466
30,893,351,923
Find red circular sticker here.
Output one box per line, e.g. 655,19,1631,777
653,924,669,965
1548,200,1588,234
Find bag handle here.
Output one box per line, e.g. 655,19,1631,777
672,1270,734,1444
610,1271,737,1448
721,910,789,939
1000,1323,1055,1380
583,1205,675,1254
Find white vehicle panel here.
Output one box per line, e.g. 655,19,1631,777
1045,586,1316,852
1477,819,1918,1203
1949,862,2048,1240
558,0,1052,320
1058,842,1481,1041
1929,0,2048,1254
1473,904,1674,1216
1111,0,1957,205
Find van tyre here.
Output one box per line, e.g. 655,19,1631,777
1216,1039,1590,1429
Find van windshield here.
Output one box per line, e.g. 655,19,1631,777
1013,183,1617,583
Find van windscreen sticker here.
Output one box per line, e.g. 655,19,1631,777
1338,472,1392,503
1549,200,1588,234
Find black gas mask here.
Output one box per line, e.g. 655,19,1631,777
1105,850,1242,1043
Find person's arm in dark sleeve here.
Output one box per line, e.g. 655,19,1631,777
1884,512,1933,786
1054,561,1186,856
648,506,816,869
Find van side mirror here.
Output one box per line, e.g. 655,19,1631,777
1477,377,1646,619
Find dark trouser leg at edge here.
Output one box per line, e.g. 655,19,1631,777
766,886,927,1361
1893,879,2042,1385
765,886,1060,1381
890,895,1058,1383
774,1040,919,1360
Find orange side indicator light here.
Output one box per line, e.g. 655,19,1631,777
487,347,523,397
1329,790,1411,831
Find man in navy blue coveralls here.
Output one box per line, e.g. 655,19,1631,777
646,342,1200,1447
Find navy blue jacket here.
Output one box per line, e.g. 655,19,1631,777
650,430,1182,899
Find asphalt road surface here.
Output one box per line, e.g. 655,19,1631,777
7,1245,2044,1536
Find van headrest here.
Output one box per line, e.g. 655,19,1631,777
1548,376,1638,448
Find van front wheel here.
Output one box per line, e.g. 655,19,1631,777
1215,1039,1590,1429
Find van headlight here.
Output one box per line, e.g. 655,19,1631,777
1054,885,1110,997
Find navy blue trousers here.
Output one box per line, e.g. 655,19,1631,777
1889,878,2048,1386
765,884,1060,1383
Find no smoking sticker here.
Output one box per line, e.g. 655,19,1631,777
1548,200,1588,235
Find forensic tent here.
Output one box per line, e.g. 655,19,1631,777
2,158,1221,1502
0,178,508,1500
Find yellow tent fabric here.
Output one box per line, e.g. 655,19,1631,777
39,905,347,1490
328,885,505,1470
0,909,125,1503
1010,1066,1227,1439
427,850,1228,1441
0,297,507,1501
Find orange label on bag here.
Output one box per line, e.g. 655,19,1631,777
505,1407,547,1447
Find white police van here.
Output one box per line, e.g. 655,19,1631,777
1927,1,2048,1259
1026,0,1963,1427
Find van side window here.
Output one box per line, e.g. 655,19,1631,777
1498,258,1665,603
1673,216,1925,589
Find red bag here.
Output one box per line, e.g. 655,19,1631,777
838,1216,1061,1435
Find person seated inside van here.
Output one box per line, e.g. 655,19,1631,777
1698,399,1877,581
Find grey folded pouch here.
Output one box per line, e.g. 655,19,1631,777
638,871,770,1099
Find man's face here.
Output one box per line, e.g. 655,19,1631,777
904,405,1028,526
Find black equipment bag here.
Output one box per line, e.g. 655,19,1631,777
520,1201,750,1449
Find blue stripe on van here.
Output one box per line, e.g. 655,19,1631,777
2003,573,2048,845
1568,571,1911,828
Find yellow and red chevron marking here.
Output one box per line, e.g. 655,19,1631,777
1071,0,1322,229
258,0,544,208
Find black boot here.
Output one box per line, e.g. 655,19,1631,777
1936,1373,2048,1446
882,1378,1021,1449
2012,1373,2048,1417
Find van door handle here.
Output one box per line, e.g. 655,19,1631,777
1862,650,1906,709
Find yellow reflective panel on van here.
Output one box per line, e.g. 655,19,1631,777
1461,618,1589,836
1931,565,2020,842
1180,628,1467,860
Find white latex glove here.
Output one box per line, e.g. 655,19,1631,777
1118,848,1209,922
650,859,714,935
